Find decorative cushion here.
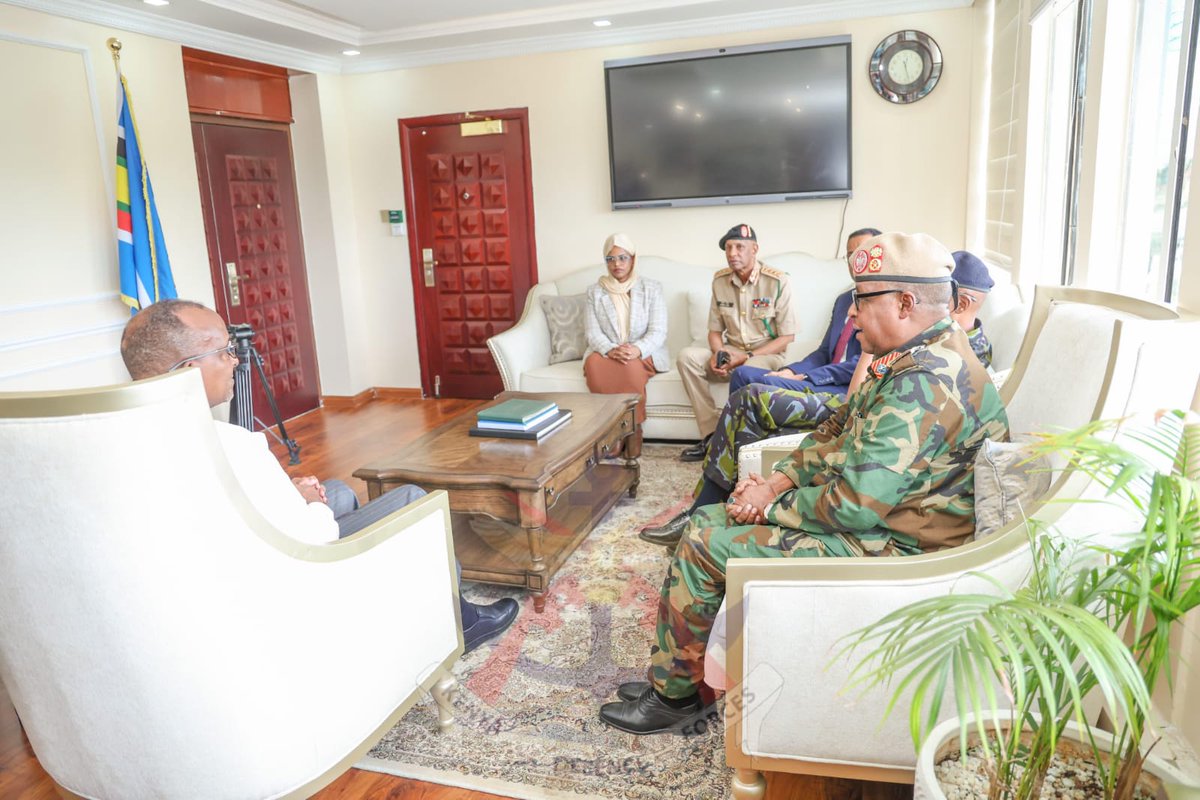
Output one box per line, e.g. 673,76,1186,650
973,439,1053,539
688,288,711,344
539,294,587,365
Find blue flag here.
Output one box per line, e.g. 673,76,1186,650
116,74,176,314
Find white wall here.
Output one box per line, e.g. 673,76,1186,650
0,4,210,390
301,7,985,390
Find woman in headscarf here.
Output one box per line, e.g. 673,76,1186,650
583,233,669,454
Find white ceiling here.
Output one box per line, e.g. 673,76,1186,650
6,0,970,73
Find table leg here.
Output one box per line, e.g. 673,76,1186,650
526,524,547,613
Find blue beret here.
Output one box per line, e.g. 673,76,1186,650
952,251,994,293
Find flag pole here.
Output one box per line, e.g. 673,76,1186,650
107,38,163,305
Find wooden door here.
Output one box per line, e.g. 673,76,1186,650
192,120,320,423
400,109,538,399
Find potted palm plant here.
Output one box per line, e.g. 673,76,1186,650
842,411,1200,799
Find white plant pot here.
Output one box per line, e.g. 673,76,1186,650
914,712,1200,800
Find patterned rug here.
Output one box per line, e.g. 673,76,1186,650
359,445,732,800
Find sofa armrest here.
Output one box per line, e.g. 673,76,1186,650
782,338,821,364
488,286,555,391
737,442,804,480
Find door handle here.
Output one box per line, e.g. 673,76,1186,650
423,247,436,287
225,262,242,306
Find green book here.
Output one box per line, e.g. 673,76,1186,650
477,398,558,424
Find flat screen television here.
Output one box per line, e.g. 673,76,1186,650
604,36,852,209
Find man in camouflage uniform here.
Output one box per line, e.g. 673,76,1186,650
639,247,1001,549
676,224,796,461
599,232,1010,734
952,250,995,369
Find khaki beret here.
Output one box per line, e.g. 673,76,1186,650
849,232,954,284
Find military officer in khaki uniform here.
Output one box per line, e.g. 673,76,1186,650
676,224,796,460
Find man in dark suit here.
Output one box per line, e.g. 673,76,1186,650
724,227,880,398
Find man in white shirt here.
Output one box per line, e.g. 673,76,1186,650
120,299,517,653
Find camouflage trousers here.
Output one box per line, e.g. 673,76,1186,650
701,383,846,492
649,503,917,698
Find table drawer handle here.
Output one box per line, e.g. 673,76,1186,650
586,456,595,468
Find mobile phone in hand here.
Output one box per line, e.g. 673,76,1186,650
715,350,730,368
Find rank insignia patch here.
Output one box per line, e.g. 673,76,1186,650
853,250,869,274
869,350,903,378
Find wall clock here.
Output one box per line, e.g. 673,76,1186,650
868,30,942,104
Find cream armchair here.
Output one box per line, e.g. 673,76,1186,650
0,371,462,799
713,287,1197,796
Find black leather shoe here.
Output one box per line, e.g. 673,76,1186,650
462,597,519,654
639,511,689,547
679,435,712,463
598,689,704,735
616,681,650,701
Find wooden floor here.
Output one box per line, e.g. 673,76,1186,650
0,396,910,800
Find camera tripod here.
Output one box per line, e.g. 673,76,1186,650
227,323,301,465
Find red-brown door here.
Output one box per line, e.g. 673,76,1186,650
192,120,320,423
400,109,538,399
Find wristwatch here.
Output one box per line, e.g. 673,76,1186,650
745,350,755,360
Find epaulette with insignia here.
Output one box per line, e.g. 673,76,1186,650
714,267,733,278
760,265,785,278
869,350,904,379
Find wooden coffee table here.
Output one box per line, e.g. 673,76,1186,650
353,391,640,612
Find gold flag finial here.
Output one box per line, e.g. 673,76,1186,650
107,37,122,62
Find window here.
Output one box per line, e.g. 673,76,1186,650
1113,0,1198,302
1021,0,1087,287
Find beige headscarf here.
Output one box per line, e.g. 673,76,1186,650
599,233,637,342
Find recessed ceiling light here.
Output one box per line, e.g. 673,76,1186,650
593,19,612,27
143,0,170,6
342,49,361,56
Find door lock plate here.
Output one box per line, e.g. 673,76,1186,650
225,262,241,306
422,247,436,287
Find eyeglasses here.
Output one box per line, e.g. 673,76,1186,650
604,254,632,264
167,341,237,372
851,288,908,309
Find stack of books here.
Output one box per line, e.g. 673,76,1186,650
469,398,573,441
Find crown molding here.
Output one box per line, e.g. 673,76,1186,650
194,0,360,45
0,0,341,72
345,0,971,74
361,0,727,45
3,0,969,75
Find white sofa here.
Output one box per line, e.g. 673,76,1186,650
488,252,850,440
711,287,1198,796
489,253,1029,441
0,371,463,800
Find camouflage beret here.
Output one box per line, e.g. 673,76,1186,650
850,232,954,284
